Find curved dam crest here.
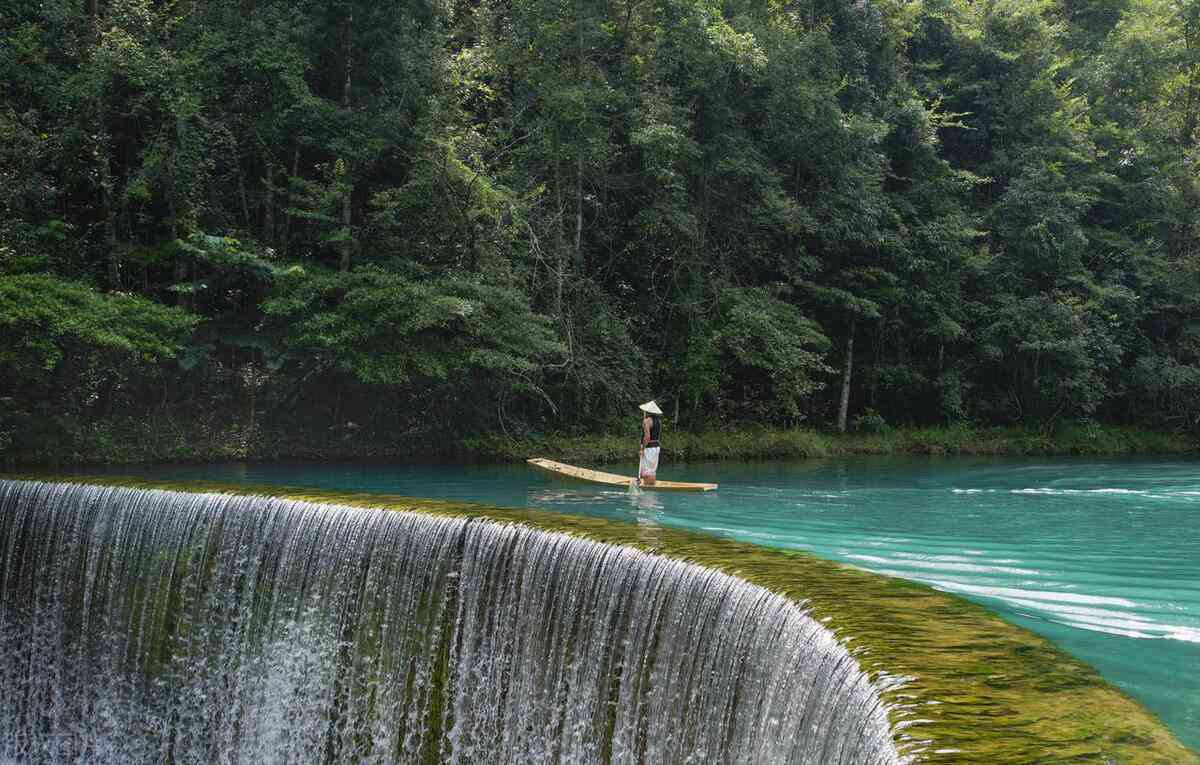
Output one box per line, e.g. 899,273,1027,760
0,480,902,764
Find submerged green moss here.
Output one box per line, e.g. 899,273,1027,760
7,473,1198,764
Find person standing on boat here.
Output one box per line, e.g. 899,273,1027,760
638,401,663,487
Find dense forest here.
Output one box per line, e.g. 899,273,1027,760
2,0,1199,461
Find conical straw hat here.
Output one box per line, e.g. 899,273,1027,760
638,400,663,415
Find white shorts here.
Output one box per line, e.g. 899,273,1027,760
639,447,660,479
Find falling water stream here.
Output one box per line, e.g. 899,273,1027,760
88,456,1199,749
0,480,902,764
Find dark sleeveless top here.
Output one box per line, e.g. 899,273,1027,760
644,415,661,448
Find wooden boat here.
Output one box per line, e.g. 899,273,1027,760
527,458,718,492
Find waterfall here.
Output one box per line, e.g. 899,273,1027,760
0,480,903,764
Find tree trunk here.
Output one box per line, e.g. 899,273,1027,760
573,17,585,273
1182,5,1199,147
574,153,584,270
236,157,251,226
332,380,342,430
871,318,882,407
338,9,354,272
283,146,299,257
174,256,188,308
102,179,121,290
106,225,120,288
837,318,856,433
247,372,256,442
262,156,275,244
169,197,188,308
339,189,352,271
554,160,565,317
343,8,353,107
91,0,116,287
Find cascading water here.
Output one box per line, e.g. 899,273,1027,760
0,480,903,764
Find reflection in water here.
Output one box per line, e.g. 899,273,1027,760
629,487,663,513
631,497,664,548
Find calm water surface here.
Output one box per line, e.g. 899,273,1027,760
80,455,1200,751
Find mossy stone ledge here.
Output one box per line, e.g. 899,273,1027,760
6,474,1197,764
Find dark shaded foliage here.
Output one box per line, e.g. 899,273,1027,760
2,0,1199,462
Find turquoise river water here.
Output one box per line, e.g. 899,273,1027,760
75,455,1199,751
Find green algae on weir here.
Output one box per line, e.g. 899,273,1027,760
8,474,1198,765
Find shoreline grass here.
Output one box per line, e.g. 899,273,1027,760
6,419,1196,468
467,423,1199,465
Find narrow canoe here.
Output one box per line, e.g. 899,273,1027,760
527,458,718,492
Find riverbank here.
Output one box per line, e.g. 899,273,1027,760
6,417,1196,468
469,422,1199,464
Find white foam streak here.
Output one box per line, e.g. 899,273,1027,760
925,580,1142,608
845,553,1040,576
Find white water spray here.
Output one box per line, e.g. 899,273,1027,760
0,480,903,764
